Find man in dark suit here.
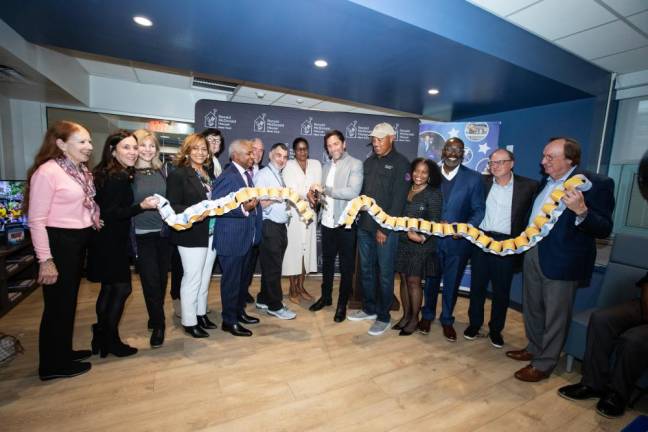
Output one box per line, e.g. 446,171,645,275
243,137,266,304
420,137,485,341
464,149,538,348
507,137,615,382
212,139,263,337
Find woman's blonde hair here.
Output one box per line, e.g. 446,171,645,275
174,133,211,167
133,129,163,170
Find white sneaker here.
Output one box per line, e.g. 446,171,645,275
368,320,390,336
173,299,181,318
267,307,296,320
255,302,269,310
347,310,378,321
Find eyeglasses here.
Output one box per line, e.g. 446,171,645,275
542,154,563,162
488,159,512,167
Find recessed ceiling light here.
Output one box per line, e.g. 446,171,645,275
256,91,265,99
133,16,153,27
427,88,440,95
296,98,304,104
314,59,328,68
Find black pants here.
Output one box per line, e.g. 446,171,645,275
321,225,356,307
582,299,648,401
257,220,287,311
468,232,516,335
170,246,183,300
96,281,133,343
39,227,92,373
244,244,260,292
220,249,253,326
135,233,171,329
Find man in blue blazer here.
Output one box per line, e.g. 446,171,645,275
212,139,263,337
507,137,615,382
420,137,485,341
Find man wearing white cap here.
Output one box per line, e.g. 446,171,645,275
347,122,410,336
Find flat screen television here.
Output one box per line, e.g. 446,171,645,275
0,180,28,232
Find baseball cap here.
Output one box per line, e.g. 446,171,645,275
369,123,396,139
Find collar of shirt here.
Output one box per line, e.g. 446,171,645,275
547,165,576,186
441,164,460,181
232,161,251,185
492,173,514,189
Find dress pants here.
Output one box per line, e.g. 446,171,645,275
244,244,260,292
170,246,183,300
220,249,253,326
357,228,398,323
523,246,577,373
177,236,217,327
135,233,171,330
39,227,92,373
582,299,648,402
422,239,471,325
258,220,288,311
468,232,516,334
321,225,356,306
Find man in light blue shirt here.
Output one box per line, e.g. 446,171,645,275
254,143,296,320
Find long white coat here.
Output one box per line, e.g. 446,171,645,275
282,158,322,275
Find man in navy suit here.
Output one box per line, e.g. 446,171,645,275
212,139,263,337
419,137,485,341
507,137,615,382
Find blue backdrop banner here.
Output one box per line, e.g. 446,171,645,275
418,121,501,173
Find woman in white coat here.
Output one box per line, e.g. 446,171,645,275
282,137,321,303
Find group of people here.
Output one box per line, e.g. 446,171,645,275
27,118,642,418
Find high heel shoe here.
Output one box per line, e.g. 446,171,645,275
91,324,102,355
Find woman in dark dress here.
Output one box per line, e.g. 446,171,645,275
393,158,443,335
88,130,159,357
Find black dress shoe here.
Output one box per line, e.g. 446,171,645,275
150,328,165,348
40,361,92,381
309,297,332,312
596,391,626,418
197,315,218,330
333,307,346,323
238,312,260,324
246,293,254,304
70,350,92,361
222,322,253,337
558,383,602,401
184,325,209,338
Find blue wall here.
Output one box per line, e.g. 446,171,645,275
458,97,601,181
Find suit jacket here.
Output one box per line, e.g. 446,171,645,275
536,167,615,283
440,165,486,255
211,163,262,256
482,173,539,238
166,166,211,248
321,152,363,222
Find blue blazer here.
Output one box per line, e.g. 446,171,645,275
211,164,262,256
440,165,486,255
536,167,614,284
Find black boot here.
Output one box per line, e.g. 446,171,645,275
150,328,165,348
91,324,102,355
309,297,332,312
100,329,138,358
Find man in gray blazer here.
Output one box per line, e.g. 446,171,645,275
308,130,363,322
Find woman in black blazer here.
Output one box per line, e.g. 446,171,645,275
87,130,159,358
166,133,217,338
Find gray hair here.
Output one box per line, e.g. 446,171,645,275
228,139,247,158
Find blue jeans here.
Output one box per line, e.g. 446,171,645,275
357,228,398,323
422,247,470,325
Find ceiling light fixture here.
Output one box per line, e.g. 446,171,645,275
256,91,266,99
314,59,328,68
296,98,304,104
133,16,153,27
427,88,440,95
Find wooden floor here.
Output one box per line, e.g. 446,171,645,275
0,276,645,431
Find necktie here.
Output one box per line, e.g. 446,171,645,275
244,169,254,187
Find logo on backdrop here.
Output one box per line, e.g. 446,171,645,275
204,109,218,128
254,113,267,133
346,120,358,139
301,117,313,135
465,122,490,142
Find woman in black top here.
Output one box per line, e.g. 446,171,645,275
87,130,159,357
393,158,443,335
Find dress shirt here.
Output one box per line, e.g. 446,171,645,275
232,161,251,186
480,174,514,234
441,164,460,181
321,161,337,228
254,164,290,223
529,166,576,226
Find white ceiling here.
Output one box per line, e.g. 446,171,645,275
468,0,648,74
76,56,406,117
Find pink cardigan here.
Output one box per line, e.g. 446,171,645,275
28,160,94,261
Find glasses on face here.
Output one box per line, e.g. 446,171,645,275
206,136,221,143
488,159,512,167
542,154,563,162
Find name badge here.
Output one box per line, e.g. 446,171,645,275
384,164,393,170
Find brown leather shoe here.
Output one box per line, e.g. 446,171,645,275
417,319,431,335
506,349,533,361
514,364,549,382
442,324,457,342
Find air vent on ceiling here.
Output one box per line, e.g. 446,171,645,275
0,65,31,84
192,76,238,93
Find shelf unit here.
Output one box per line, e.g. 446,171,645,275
0,240,39,318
